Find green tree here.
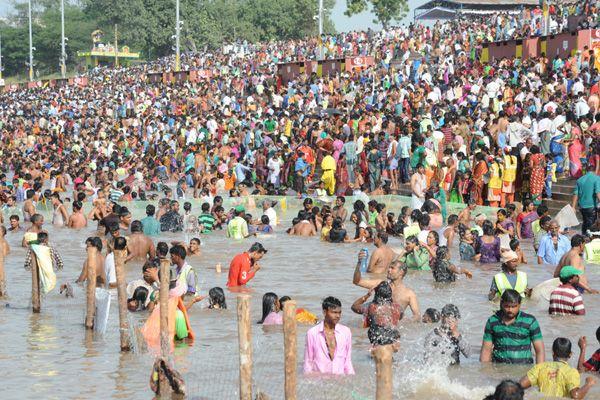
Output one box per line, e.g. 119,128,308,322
345,0,408,29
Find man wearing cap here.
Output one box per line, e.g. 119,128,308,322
227,205,249,240
227,242,267,288
549,266,586,316
489,250,530,301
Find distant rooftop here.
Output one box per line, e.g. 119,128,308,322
415,0,539,20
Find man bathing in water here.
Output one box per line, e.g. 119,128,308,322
367,231,399,274
353,252,421,321
171,238,202,257
76,237,106,286
67,201,87,229
126,221,156,262
288,211,317,236
553,234,598,294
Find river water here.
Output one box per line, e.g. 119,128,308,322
0,198,598,400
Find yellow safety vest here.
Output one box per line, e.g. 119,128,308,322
494,271,527,297
584,239,600,265
503,155,517,183
488,162,503,189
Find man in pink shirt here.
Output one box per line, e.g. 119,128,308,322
303,296,355,375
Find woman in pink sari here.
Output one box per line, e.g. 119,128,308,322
567,124,584,178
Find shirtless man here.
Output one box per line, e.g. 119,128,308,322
172,238,201,257
126,220,156,262
288,211,317,236
0,226,10,256
332,196,348,223
367,232,399,274
353,252,421,321
458,201,477,226
68,201,88,229
22,189,37,223
553,234,598,294
76,237,107,285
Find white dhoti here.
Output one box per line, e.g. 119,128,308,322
411,194,424,211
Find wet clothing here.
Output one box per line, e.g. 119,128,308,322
476,236,501,263
483,310,542,364
329,228,347,243
459,241,476,261
400,247,430,270
227,252,255,287
526,361,581,398
431,258,456,283
362,302,402,346
141,216,160,236
160,211,183,232
424,326,470,365
583,349,600,371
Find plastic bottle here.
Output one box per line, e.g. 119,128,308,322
359,248,369,273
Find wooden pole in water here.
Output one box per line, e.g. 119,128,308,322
372,345,393,400
159,257,171,398
283,300,298,400
30,250,41,313
85,246,97,329
0,248,6,297
114,249,130,351
283,300,297,400
237,295,252,400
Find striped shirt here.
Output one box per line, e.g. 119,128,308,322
483,311,542,364
549,284,585,316
198,213,216,234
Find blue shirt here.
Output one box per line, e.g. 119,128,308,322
140,216,160,236
295,158,310,177
537,234,570,265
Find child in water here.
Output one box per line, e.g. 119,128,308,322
459,227,480,261
509,238,527,264
422,308,441,323
431,246,473,283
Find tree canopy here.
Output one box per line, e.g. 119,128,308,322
345,0,409,29
1,0,335,79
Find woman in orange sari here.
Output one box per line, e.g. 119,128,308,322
529,146,546,205
472,152,489,206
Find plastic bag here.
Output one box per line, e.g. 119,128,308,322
555,204,580,231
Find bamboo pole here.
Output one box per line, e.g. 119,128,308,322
0,248,6,297
237,295,252,400
114,249,130,351
85,246,97,329
372,345,393,400
283,301,297,400
31,250,40,313
159,257,171,398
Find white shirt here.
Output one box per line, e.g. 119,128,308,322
264,207,277,226
575,99,591,118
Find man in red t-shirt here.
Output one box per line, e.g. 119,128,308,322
227,242,267,287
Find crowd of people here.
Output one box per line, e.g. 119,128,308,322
2,2,600,398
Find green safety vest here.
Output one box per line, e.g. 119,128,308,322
175,263,199,294
494,271,527,297
585,239,600,265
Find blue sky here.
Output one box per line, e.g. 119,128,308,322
1,0,427,32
